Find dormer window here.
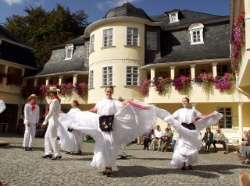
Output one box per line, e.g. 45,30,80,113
168,11,179,23
188,23,204,45
65,44,74,60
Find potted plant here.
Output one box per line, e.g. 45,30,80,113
195,72,214,93
231,12,245,72
140,79,151,96
74,82,88,97
155,77,172,94
172,75,191,93
214,73,236,92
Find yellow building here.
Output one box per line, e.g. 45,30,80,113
6,2,249,144
0,25,37,131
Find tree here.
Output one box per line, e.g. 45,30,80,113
5,4,89,68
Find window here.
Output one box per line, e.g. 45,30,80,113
126,27,139,46
90,34,95,53
65,44,74,60
89,70,94,88
102,66,113,86
168,11,179,23
147,32,157,50
179,68,190,76
188,23,204,45
217,65,228,76
169,13,179,23
217,108,232,129
103,28,113,47
86,43,89,60
126,66,139,86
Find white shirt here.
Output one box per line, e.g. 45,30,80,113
68,108,81,115
95,98,122,115
172,108,202,124
154,129,163,138
24,103,40,124
43,99,61,126
0,100,6,113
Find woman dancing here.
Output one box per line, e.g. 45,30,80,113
59,88,159,177
58,100,83,155
156,97,223,170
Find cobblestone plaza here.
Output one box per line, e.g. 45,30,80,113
0,134,248,186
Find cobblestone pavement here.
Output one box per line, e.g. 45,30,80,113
0,133,249,186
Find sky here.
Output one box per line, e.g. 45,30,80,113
0,0,230,25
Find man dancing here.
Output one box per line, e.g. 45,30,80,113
23,94,40,151
42,87,61,160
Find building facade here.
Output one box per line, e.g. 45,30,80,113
19,2,250,143
0,25,37,131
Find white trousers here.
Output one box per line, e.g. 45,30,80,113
44,125,61,156
121,144,127,156
23,123,36,148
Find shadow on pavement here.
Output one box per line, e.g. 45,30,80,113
114,164,249,178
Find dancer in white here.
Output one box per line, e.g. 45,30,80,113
23,94,40,151
59,89,158,177
58,100,83,154
42,87,62,160
156,97,223,170
0,97,6,113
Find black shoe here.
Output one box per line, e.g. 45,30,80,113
51,155,62,160
214,149,217,152
65,151,70,154
28,147,32,151
224,151,228,154
24,147,29,151
181,162,186,170
120,156,126,160
188,165,193,170
102,170,107,175
42,154,52,159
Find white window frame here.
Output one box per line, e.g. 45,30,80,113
126,66,139,86
188,23,204,45
89,70,94,88
102,66,113,86
169,12,179,23
86,42,89,60
103,28,113,47
147,32,157,50
217,107,232,129
126,27,139,46
89,34,95,53
65,44,74,60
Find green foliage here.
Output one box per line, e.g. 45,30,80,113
4,4,89,68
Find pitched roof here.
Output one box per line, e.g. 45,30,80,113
103,2,153,21
0,25,36,68
37,44,88,76
151,21,230,64
51,36,85,49
151,10,229,29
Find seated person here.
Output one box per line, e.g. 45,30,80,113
151,125,163,151
143,129,152,150
239,130,250,158
212,127,228,154
16,115,25,134
160,128,173,152
202,127,213,152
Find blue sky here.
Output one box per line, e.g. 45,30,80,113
0,0,230,25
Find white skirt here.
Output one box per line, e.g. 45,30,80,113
58,100,159,168
157,109,223,167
